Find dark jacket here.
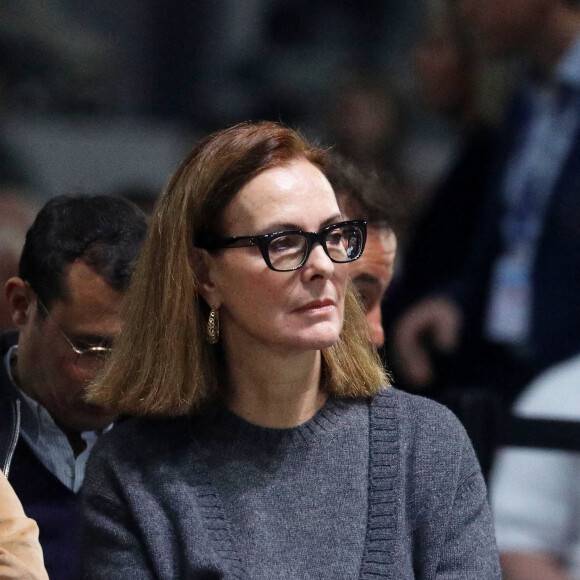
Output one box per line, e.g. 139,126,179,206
0,329,80,580
451,90,580,370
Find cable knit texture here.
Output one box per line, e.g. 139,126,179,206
81,388,501,579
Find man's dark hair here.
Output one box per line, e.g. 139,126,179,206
325,152,403,231
19,194,148,309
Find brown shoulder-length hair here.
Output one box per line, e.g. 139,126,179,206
88,121,389,416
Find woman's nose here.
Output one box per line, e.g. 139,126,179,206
302,242,334,278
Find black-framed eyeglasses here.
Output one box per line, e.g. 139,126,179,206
197,220,367,272
36,298,112,373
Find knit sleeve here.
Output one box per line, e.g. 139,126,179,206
80,438,156,580
434,462,502,579
395,390,502,579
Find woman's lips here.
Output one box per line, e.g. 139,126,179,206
294,299,336,313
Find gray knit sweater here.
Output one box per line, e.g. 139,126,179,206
80,388,501,579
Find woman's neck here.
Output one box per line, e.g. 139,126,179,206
222,340,328,429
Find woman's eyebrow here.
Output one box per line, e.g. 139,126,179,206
320,213,345,228
258,214,345,234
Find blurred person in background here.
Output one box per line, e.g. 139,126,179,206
392,0,580,409
0,0,140,115
490,356,580,580
1,194,147,580
381,0,518,478
150,0,419,130
490,353,580,580
326,152,399,349
0,470,48,580
325,73,407,177
382,0,510,393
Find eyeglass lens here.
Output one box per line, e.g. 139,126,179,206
76,348,110,373
36,295,111,374
268,223,363,271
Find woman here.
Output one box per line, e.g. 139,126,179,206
0,472,48,580
81,122,500,579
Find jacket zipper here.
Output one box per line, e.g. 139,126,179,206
4,398,21,478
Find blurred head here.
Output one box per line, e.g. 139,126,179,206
458,0,554,55
89,122,387,417
5,195,147,432
326,154,398,348
329,73,404,169
414,3,475,115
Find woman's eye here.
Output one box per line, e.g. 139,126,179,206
326,232,344,246
269,235,301,253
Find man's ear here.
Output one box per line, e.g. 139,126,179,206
5,277,35,327
191,248,222,310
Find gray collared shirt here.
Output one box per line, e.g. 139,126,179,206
4,345,109,493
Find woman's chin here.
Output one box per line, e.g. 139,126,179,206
285,328,343,352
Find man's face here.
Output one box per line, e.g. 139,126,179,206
8,260,123,432
348,228,397,348
459,0,551,55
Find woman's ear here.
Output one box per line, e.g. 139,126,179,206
191,248,222,309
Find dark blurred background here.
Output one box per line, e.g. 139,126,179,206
0,1,518,195
0,0,519,328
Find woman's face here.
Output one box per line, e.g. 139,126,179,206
201,158,349,356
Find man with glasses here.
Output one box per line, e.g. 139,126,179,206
325,153,398,349
0,194,147,580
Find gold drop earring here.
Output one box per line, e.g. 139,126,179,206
206,309,219,344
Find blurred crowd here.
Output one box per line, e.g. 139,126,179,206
3,0,580,578
0,0,517,316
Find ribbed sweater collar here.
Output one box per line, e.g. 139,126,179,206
195,396,353,448
187,388,399,579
